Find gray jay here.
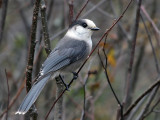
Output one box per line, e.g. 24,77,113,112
15,19,99,114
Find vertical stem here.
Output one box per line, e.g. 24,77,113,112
41,3,51,55
26,0,41,92
5,69,9,120
0,0,8,44
25,0,41,119
123,0,142,108
55,77,64,120
68,0,74,25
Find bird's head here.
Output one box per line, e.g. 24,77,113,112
66,19,99,40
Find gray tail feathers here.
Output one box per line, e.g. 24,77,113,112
15,75,50,115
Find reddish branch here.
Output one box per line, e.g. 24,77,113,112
68,0,74,25
75,0,90,20
0,80,25,119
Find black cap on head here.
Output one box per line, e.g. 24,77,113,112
69,19,88,28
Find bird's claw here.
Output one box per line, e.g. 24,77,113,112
59,75,70,91
72,72,78,80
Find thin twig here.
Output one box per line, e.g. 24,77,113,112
81,73,90,120
109,0,130,41
5,69,9,120
124,77,160,117
141,5,160,46
0,0,8,44
143,97,160,118
75,0,90,20
45,90,65,120
47,0,54,20
81,0,105,18
135,86,159,120
98,49,123,120
68,0,74,24
41,2,51,55
127,95,148,120
15,0,30,39
140,14,160,73
88,1,113,18
123,0,142,108
0,80,25,119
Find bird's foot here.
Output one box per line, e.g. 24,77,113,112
59,75,69,91
72,72,78,80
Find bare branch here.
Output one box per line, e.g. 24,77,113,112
141,5,160,46
0,0,8,44
5,69,9,120
25,0,41,118
143,97,160,118
68,0,74,24
26,0,41,92
75,0,90,20
41,2,51,55
135,86,159,120
0,80,25,119
124,77,160,117
54,77,64,120
140,14,160,73
98,49,123,120
123,0,142,108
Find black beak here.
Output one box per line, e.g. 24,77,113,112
91,27,100,31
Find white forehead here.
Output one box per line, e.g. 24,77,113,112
82,19,96,27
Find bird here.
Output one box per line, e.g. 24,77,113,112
15,19,99,115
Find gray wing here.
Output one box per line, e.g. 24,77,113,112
40,40,88,75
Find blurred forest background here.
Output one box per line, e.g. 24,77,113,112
0,0,160,120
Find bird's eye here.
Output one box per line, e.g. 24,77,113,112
82,23,87,28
